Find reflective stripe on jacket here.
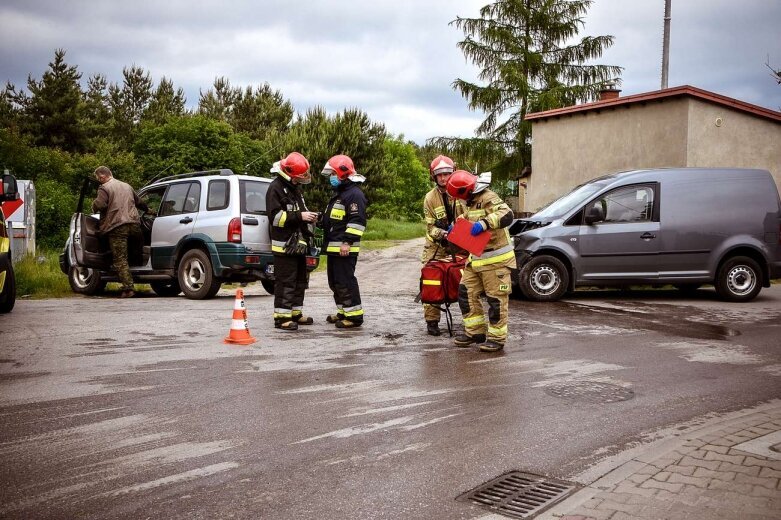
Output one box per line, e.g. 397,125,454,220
265,173,311,255
421,187,465,263
322,181,367,256
463,189,515,271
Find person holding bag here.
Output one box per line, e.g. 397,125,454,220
266,152,319,331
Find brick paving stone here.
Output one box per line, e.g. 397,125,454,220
560,515,595,520
681,438,706,449
718,460,762,476
626,473,652,485
692,466,737,481
687,449,708,460
707,479,755,494
665,463,697,476
678,454,721,471
667,473,709,488
708,437,737,447
734,472,779,490
727,433,758,443
750,484,781,498
748,426,775,436
572,506,615,520
700,444,730,454
640,479,684,493
703,450,746,464
613,481,657,498
651,471,671,482
593,499,638,515
632,464,660,476
758,467,781,479
744,456,781,471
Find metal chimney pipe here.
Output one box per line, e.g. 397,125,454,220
661,0,671,89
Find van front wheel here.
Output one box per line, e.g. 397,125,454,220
715,256,762,302
518,255,569,302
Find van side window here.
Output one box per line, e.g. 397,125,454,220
207,179,229,210
597,185,655,223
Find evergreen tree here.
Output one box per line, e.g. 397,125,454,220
108,65,153,147
143,76,186,125
81,74,111,148
197,77,239,121
430,0,621,177
230,83,294,141
22,49,86,151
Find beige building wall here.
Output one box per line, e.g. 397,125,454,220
686,99,781,189
528,97,781,213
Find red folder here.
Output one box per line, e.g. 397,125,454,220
447,218,491,256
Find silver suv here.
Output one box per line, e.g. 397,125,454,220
59,169,320,299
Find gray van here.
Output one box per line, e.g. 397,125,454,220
511,168,781,302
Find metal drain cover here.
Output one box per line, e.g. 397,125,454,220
458,471,576,519
545,381,634,403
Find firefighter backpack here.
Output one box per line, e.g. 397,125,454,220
419,256,466,335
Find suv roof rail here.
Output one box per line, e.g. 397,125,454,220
153,169,235,184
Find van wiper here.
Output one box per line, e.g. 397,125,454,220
509,219,550,235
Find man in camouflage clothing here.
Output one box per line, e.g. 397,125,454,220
92,166,145,298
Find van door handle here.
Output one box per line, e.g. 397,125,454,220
640,232,656,240
243,217,259,225
179,217,193,224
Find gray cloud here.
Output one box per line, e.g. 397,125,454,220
1,0,779,144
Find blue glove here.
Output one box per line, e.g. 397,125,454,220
471,221,486,236
447,223,453,233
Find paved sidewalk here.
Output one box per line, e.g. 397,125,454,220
533,400,781,520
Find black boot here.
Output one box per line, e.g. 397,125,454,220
478,340,504,353
274,320,298,331
453,333,486,348
426,321,441,336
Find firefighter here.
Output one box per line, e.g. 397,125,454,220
320,154,367,328
266,152,319,331
421,155,465,336
447,170,515,352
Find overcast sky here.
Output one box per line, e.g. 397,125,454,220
1,0,779,144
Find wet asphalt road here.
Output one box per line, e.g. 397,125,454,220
1,244,780,519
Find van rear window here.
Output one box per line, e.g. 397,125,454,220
240,180,268,214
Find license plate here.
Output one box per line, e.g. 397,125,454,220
265,264,274,274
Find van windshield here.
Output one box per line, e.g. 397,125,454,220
534,181,608,220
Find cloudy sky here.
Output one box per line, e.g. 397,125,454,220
1,0,779,144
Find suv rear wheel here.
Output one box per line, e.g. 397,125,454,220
260,279,275,295
518,255,569,301
715,256,762,302
69,266,107,295
178,249,221,300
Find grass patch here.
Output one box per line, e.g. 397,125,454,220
14,250,72,298
362,218,425,241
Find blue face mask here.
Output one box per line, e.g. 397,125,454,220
329,175,340,187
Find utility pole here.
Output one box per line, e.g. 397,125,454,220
661,0,672,89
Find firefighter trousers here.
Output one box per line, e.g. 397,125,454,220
458,265,511,344
326,255,363,324
273,254,308,322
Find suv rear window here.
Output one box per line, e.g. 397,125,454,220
240,180,268,214
207,179,229,210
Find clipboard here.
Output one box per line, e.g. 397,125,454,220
447,218,491,256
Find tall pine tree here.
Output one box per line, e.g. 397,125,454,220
431,0,621,177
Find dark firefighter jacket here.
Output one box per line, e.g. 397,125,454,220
322,181,367,256
265,173,313,255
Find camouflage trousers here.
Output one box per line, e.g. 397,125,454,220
108,223,141,291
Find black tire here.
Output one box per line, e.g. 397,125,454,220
68,266,107,295
518,255,569,301
0,254,16,313
260,279,275,295
715,256,762,302
150,280,182,297
177,249,221,300
674,283,701,295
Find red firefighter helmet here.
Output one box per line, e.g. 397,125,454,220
322,154,365,182
429,155,455,181
446,169,477,200
277,152,311,183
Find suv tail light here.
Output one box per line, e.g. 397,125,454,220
228,217,242,243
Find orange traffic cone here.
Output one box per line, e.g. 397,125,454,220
224,288,257,345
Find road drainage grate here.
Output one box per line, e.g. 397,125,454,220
545,380,635,403
458,471,576,519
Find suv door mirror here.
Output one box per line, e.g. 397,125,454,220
584,204,604,225
1,173,19,202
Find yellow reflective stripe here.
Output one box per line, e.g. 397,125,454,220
422,280,441,286
0,236,8,253
330,208,345,220
433,205,446,219
468,210,486,218
463,315,486,326
344,309,364,317
272,245,285,252
470,250,515,268
278,211,287,227
346,227,364,236
424,217,436,224
326,246,360,253
425,233,435,242
488,325,507,336
487,212,500,228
